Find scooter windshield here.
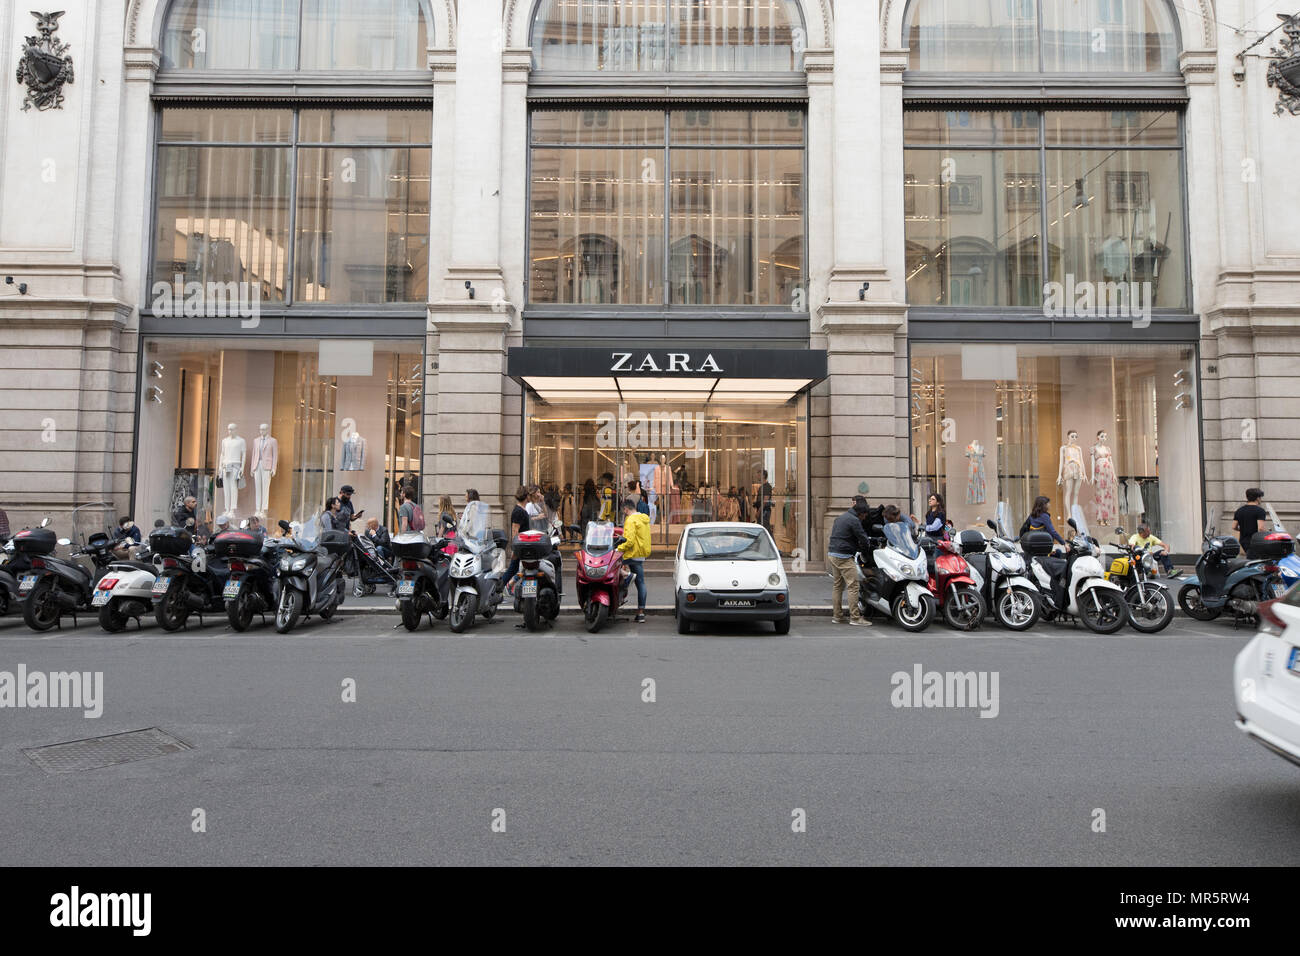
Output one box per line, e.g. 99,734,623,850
884,521,920,559
294,517,322,552
458,500,489,553
584,522,615,554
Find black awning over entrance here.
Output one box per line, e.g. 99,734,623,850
508,347,827,381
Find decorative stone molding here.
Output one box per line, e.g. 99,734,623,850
123,45,161,83
803,48,833,85
16,11,75,111
1179,48,1218,85
429,47,457,83
1267,14,1300,116
880,48,910,85
502,48,532,85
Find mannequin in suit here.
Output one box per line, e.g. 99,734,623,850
218,423,246,517
251,423,278,518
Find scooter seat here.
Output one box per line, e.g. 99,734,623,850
115,561,156,574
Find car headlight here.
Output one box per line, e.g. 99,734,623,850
768,572,781,587
688,573,700,587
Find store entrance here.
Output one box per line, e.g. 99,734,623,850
526,395,806,555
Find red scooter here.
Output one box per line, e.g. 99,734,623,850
573,521,629,633
920,534,986,631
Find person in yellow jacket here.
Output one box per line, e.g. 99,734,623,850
618,497,652,623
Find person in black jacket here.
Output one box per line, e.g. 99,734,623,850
827,497,875,626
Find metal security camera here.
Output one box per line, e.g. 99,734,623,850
464,280,476,300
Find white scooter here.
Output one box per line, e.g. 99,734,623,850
958,521,1042,631
446,501,506,633
93,541,159,632
855,519,936,631
1024,518,1128,634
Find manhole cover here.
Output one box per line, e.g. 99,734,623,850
22,728,193,774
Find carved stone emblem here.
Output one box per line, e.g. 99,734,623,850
16,11,74,112
1267,14,1300,116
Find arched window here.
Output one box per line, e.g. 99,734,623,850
531,0,804,73
162,0,430,71
903,0,1179,73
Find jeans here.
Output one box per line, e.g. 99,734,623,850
626,558,646,609
829,554,861,621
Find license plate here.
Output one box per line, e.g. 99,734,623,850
522,579,538,597
152,578,170,595
92,590,111,607
222,579,241,599
396,580,415,597
720,598,756,608
1288,647,1300,677
18,574,37,594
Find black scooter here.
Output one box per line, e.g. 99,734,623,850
271,522,350,633
215,527,290,632
392,532,452,631
151,526,231,631
0,518,52,619
19,529,117,631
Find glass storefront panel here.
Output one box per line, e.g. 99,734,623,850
136,338,423,534
526,393,806,554
910,343,1201,552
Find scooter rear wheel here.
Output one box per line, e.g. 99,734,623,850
227,588,255,632
154,579,190,632
399,594,423,631
99,599,130,633
22,578,61,632
1177,584,1220,621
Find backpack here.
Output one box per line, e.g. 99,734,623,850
410,503,426,532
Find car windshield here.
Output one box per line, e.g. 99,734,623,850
883,521,920,559
584,522,615,554
683,528,777,561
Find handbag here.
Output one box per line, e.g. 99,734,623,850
215,475,223,489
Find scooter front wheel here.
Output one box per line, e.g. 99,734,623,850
1177,584,1220,621
995,586,1040,630
275,587,303,634
891,591,935,632
941,585,985,631
1078,588,1127,634
585,600,608,633
449,592,478,633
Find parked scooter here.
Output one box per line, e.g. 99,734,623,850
271,520,349,633
214,526,289,631
19,528,118,631
1104,527,1176,633
958,522,1041,631
0,517,52,619
512,529,562,631
919,533,985,630
1178,529,1293,624
854,519,936,631
1025,520,1128,634
445,503,506,633
93,540,159,632
392,531,452,631
149,526,231,631
573,521,630,633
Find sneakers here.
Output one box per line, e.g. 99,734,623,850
635,612,646,623
849,618,872,627
831,617,846,625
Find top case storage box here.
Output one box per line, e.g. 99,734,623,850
1210,535,1241,560
318,530,351,556
12,527,57,555
512,530,552,561
956,530,985,556
149,527,194,556
211,530,263,559
1247,531,1295,561
391,533,433,560
1020,530,1056,557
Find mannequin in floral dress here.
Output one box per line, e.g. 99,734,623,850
964,440,986,505
1091,430,1118,526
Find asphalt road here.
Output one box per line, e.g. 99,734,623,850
0,611,1296,866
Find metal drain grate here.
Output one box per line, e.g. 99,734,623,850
23,727,193,774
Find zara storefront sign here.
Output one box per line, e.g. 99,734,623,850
609,352,723,374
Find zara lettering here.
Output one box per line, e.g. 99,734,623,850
610,352,724,374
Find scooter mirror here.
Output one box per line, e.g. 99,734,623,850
1114,527,1124,536
239,519,250,529
986,519,997,531
40,517,51,528
278,520,291,532
1067,518,1078,530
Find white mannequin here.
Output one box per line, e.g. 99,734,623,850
251,423,278,518
1090,428,1117,526
1056,429,1088,519
219,423,246,517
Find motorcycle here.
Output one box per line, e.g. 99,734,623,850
93,540,160,632
512,529,562,632
0,517,52,619
271,520,350,634
919,533,985,631
1024,520,1128,634
445,522,506,634
19,528,118,631
1104,527,1176,633
574,521,630,634
150,526,232,631
854,519,936,631
959,522,1041,631
214,526,288,632
392,531,452,631
1178,529,1293,625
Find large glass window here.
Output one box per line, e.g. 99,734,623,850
135,339,424,530
531,0,804,72
161,0,429,71
153,107,432,306
903,0,1179,72
910,342,1201,552
529,108,805,307
903,109,1186,309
